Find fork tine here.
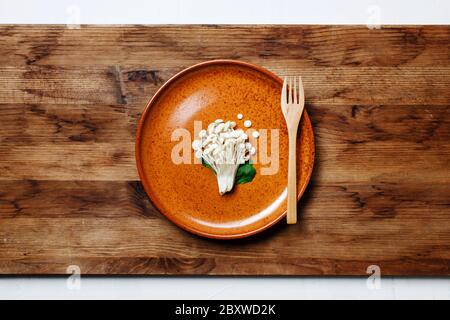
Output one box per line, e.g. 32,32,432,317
282,77,287,104
293,76,297,104
288,77,292,104
298,76,304,104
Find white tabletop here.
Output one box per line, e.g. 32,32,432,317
1,0,449,25
0,0,449,300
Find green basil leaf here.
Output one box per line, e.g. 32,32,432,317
235,162,256,185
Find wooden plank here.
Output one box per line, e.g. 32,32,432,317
0,66,123,105
1,66,449,105
0,104,448,183
0,180,448,220
0,181,156,219
0,213,448,263
0,257,448,276
2,104,449,146
0,25,448,67
0,180,448,275
0,213,448,275
311,103,450,184
0,104,133,144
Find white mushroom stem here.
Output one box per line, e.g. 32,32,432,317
216,164,239,195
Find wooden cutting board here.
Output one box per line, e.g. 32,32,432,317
0,25,449,275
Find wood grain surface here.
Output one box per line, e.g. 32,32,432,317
0,25,449,275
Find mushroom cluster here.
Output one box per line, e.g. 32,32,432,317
192,119,256,195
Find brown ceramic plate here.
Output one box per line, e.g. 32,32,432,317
136,60,314,239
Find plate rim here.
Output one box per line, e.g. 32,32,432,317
135,59,315,239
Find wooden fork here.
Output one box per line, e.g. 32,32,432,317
281,76,305,224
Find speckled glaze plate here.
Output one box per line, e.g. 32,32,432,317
136,60,314,239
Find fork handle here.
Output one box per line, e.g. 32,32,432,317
287,128,298,224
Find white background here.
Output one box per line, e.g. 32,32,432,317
0,0,449,300
0,0,449,24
